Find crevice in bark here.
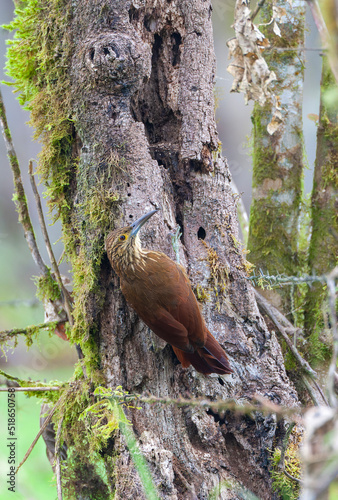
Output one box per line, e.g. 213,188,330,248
131,33,181,146
128,5,141,23
130,22,194,246
206,407,225,425
183,409,210,451
171,32,182,66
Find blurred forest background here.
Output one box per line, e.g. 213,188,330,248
0,0,321,498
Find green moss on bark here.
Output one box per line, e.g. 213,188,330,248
303,58,338,363
248,1,305,316
4,0,75,221
4,1,116,490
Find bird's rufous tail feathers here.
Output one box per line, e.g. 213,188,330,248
173,330,232,375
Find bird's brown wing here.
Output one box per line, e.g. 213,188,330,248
139,307,193,352
121,251,206,351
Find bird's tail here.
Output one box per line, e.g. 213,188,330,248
173,330,232,375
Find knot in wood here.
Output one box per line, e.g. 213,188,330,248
85,33,151,92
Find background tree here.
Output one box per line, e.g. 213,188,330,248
0,1,337,499
247,0,306,311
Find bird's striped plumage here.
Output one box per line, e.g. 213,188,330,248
106,212,232,375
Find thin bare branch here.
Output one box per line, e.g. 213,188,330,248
255,289,329,405
16,396,63,474
29,161,74,327
250,0,266,22
28,162,87,376
0,89,48,276
284,469,302,484
255,290,317,377
306,0,338,85
301,376,322,406
279,422,296,470
128,392,303,423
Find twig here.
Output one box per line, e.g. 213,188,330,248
29,164,86,376
279,421,296,470
1,106,85,373
0,369,62,392
279,421,303,485
0,320,59,339
0,369,32,386
29,161,73,328
57,249,66,266
250,0,266,22
16,396,63,473
326,267,338,408
284,469,302,484
0,90,65,328
0,89,48,276
301,376,321,406
124,392,303,423
306,0,338,85
2,379,302,421
255,289,328,405
255,290,317,378
248,270,327,288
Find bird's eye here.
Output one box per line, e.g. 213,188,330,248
119,235,126,241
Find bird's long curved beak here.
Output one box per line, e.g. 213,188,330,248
130,209,159,237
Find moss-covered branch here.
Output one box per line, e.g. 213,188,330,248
0,386,60,392
0,320,60,339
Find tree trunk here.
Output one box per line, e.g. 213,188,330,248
6,0,300,498
304,56,338,361
70,1,299,498
247,0,306,312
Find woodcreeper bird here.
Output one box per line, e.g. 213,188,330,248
105,209,232,375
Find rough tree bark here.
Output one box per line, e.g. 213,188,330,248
5,0,300,498
66,1,300,498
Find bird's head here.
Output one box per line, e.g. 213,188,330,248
105,209,158,275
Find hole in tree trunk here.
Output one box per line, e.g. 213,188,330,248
197,227,206,240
